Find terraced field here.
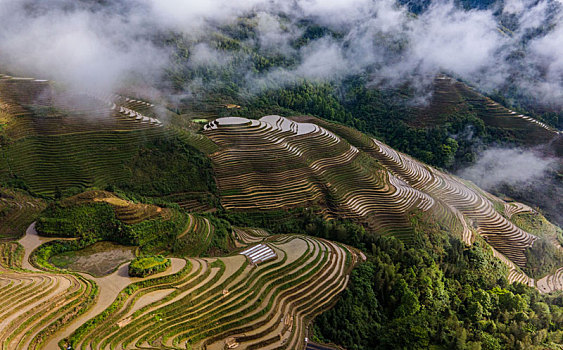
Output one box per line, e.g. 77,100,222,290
503,202,535,219
176,213,217,255
0,75,166,197
1,209,356,349
0,241,96,350
537,267,563,293
234,227,270,246
204,115,443,242
55,191,221,257
1,71,562,350
36,190,220,259
414,76,562,153
66,190,168,224
62,230,359,350
310,116,551,288
368,138,537,267
204,115,563,292
159,191,217,213
0,188,46,240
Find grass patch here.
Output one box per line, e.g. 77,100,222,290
524,238,563,278
110,134,217,197
511,211,562,240
129,255,170,277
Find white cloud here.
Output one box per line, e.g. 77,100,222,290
410,2,503,77
296,38,351,80
189,43,232,67
255,12,300,54
295,0,374,27
0,0,561,107
457,148,557,189
0,1,167,92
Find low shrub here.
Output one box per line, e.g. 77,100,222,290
128,255,170,277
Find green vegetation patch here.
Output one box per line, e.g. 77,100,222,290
33,190,232,275
0,241,24,268
171,214,233,257
512,211,562,241
0,128,216,201
510,211,563,277
217,207,563,349
110,134,217,197
128,255,170,277
233,80,485,169
32,196,191,275
36,201,126,241
0,187,46,240
524,238,563,278
35,198,190,250
311,217,563,350
0,131,152,198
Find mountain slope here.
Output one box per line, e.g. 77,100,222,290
203,115,562,291
414,76,562,155
0,75,216,206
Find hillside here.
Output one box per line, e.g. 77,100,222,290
0,74,163,197
203,114,563,291
234,77,563,229
0,187,45,240
0,75,217,209
0,74,561,349
0,213,361,350
65,231,361,350
2,0,563,347
413,76,563,156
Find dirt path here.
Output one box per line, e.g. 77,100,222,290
17,223,186,350
18,222,72,271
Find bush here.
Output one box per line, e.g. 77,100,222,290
35,200,190,254
128,255,171,277
35,202,124,243
524,238,563,278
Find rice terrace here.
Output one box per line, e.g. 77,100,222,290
0,1,563,349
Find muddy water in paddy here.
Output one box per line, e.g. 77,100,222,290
50,241,136,277
17,223,186,350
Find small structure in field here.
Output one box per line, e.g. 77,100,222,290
282,315,293,334
225,337,239,349
239,244,276,265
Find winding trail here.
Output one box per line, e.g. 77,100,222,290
17,223,186,350
18,222,72,271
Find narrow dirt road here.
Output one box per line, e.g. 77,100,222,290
18,223,186,350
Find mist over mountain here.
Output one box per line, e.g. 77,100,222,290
0,0,561,112
458,147,563,225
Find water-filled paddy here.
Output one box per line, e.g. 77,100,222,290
50,241,135,277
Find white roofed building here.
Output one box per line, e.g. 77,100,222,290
239,244,276,264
